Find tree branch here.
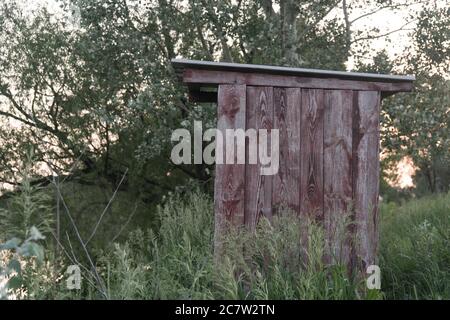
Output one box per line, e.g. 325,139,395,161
351,20,417,44
350,1,428,24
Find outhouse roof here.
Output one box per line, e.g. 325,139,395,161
172,58,415,83
172,59,414,102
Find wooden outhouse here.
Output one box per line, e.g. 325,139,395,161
172,59,414,270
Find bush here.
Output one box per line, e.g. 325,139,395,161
0,227,46,299
0,156,53,241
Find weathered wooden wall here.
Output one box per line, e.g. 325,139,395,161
214,84,381,270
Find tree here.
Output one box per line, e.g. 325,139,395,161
0,0,351,196
379,5,450,193
1,0,446,200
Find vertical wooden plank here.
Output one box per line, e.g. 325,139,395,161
352,91,380,270
299,89,324,220
272,88,301,214
214,84,246,254
245,86,274,231
323,90,353,265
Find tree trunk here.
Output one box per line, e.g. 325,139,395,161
280,0,299,66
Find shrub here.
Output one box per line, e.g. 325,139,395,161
0,227,46,299
0,150,53,241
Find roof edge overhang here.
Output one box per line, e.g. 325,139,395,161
172,59,414,103
172,58,415,84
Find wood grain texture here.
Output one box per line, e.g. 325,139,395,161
323,90,353,266
272,88,301,215
214,84,246,255
183,69,414,92
173,58,415,83
212,83,383,271
245,86,274,230
352,91,380,270
299,89,324,220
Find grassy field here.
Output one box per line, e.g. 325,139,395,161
1,188,449,300
380,194,450,299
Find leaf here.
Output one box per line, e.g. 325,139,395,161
29,226,45,241
7,276,23,291
17,242,45,262
0,238,21,251
7,259,21,275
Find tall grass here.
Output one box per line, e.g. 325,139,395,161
142,192,215,299
380,192,450,299
216,212,366,299
100,191,369,300
3,184,449,300
0,158,53,241
103,190,450,300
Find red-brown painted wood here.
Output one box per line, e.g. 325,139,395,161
245,86,274,230
352,91,381,270
177,60,413,271
299,89,324,220
214,84,246,253
272,88,301,215
323,90,353,265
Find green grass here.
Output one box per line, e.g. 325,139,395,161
95,192,371,300
380,193,450,299
100,191,450,300
2,186,449,300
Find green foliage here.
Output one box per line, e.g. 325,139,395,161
0,0,365,205
380,192,450,299
102,243,148,299
215,213,363,300
56,179,152,250
95,191,369,300
92,191,450,300
382,73,450,194
0,189,448,300
138,191,215,299
0,0,447,206
0,150,53,242
376,4,450,194
0,226,46,299
0,0,448,301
